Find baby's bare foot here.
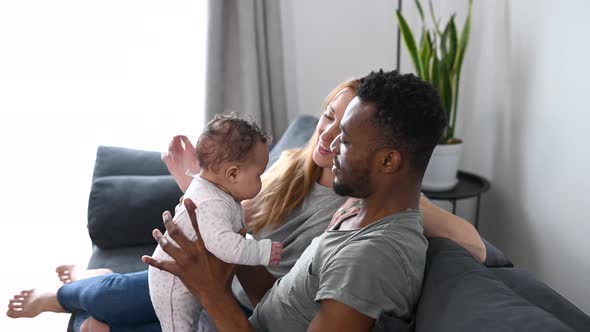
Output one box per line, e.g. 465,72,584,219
55,264,113,284
6,289,64,318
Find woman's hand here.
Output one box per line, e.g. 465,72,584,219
162,135,200,193
142,198,235,301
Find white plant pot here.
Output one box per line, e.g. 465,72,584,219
422,142,463,191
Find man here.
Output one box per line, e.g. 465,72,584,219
143,70,448,331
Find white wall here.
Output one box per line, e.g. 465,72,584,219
281,0,590,315
280,0,400,119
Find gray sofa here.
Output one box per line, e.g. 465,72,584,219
72,115,590,331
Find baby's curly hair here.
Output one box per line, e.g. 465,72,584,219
196,112,271,172
358,70,447,171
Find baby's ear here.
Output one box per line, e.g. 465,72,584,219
225,165,240,183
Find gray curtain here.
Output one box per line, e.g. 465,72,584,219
205,0,288,140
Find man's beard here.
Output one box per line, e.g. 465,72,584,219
333,180,354,197
332,168,370,198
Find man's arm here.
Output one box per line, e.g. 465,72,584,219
235,265,277,307
142,199,254,332
308,299,374,332
200,288,256,332
420,195,486,262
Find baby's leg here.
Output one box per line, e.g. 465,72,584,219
149,265,202,332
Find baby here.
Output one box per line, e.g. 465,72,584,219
148,113,283,332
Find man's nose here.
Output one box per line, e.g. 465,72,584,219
330,134,340,154
320,122,338,143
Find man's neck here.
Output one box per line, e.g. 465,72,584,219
340,184,421,230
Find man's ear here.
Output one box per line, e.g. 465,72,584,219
226,165,240,183
380,150,402,173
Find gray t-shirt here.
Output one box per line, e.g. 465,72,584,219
250,209,427,332
232,183,348,308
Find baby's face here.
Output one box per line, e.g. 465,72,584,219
230,141,269,201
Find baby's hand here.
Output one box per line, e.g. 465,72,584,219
269,242,283,266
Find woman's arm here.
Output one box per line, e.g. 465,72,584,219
420,195,487,263
162,135,200,192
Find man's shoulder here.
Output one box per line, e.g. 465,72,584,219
333,211,427,275
356,210,425,246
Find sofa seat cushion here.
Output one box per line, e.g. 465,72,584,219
88,175,182,249
88,244,157,274
415,238,575,332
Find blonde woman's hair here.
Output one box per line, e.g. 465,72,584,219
249,78,360,234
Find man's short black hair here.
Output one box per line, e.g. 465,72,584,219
357,70,447,171
197,112,271,172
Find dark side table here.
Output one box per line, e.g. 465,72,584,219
422,170,490,230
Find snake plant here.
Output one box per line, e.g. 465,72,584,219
396,0,472,144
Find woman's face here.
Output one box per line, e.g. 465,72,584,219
312,88,356,169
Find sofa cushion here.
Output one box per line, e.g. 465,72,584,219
92,146,170,179
492,268,590,331
88,175,182,249
482,237,514,267
88,244,157,273
415,238,574,332
268,115,318,167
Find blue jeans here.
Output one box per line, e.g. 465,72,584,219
57,270,161,332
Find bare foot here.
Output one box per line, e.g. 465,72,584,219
80,316,111,332
55,264,113,284
6,289,64,318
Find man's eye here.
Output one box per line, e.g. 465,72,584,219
323,113,334,121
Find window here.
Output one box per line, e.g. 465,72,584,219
0,2,206,329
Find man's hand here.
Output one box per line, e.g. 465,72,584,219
162,135,200,192
142,198,235,300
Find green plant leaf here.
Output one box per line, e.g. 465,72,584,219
396,10,423,78
415,0,425,24
397,0,472,142
439,59,453,132
454,0,472,77
420,31,433,81
448,17,458,72
439,18,450,60
450,0,472,140
431,55,440,93
429,0,442,36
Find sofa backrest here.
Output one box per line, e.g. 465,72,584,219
86,116,320,250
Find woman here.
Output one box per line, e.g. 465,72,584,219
6,78,485,331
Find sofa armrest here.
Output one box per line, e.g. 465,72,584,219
416,238,575,332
